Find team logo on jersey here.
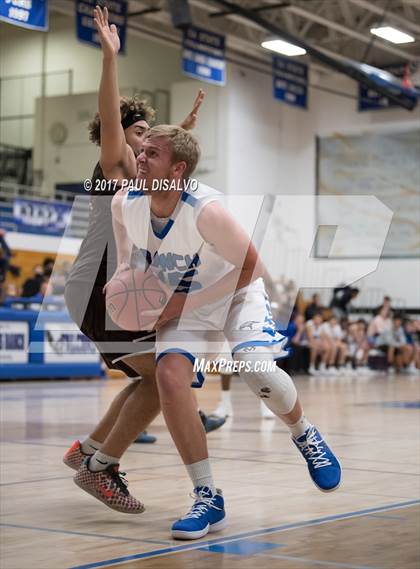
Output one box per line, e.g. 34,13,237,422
138,248,202,293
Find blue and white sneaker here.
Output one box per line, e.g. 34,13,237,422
171,486,227,540
293,426,341,492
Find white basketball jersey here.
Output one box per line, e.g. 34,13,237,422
122,182,234,297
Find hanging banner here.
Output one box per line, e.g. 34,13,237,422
13,198,72,236
272,55,309,109
358,62,420,111
0,0,48,31
76,0,127,53
182,26,226,85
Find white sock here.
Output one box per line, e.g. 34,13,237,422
81,437,102,455
221,391,231,405
185,459,216,494
289,413,312,439
88,450,119,472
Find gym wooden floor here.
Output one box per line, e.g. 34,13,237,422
1,372,419,569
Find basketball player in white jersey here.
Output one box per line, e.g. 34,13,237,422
88,125,341,540
64,6,223,515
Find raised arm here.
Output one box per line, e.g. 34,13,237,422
179,89,205,131
93,6,133,178
111,190,132,267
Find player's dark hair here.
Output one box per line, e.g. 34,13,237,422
88,97,155,146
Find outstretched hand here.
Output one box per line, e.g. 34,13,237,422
93,5,120,58
180,89,205,131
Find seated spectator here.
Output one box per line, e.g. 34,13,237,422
404,319,420,374
340,317,350,347
387,314,410,373
0,229,12,303
367,306,392,347
330,286,359,320
306,312,329,375
320,315,348,374
49,260,71,295
347,320,370,372
5,283,20,298
21,265,45,297
376,295,392,317
304,293,323,321
280,313,310,374
42,257,55,278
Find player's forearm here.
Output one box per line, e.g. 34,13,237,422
112,216,132,266
99,56,120,128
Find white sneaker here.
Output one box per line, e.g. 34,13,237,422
407,364,419,375
260,400,276,419
388,367,396,375
359,366,373,375
327,366,340,376
308,365,319,376
211,401,233,419
318,363,327,374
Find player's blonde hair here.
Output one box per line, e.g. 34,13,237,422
144,125,201,178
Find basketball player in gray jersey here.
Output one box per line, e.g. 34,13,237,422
63,6,220,513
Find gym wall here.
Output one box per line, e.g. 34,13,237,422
1,11,419,306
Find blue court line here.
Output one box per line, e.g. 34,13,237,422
365,513,407,521
355,401,420,409
261,552,383,569
68,499,420,569
0,523,170,546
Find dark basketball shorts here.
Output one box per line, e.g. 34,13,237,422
66,282,156,379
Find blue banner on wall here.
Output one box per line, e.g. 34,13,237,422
13,198,72,236
182,26,226,86
272,55,308,109
359,63,420,111
0,0,48,31
76,0,127,53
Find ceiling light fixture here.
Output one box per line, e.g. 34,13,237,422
261,39,306,57
370,26,415,44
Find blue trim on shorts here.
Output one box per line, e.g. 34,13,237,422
153,218,174,239
127,190,144,200
156,348,205,388
181,192,198,207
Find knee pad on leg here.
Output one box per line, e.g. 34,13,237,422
233,349,297,415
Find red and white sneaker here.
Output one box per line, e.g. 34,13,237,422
73,458,145,514
63,440,89,471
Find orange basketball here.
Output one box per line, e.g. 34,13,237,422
105,268,167,331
